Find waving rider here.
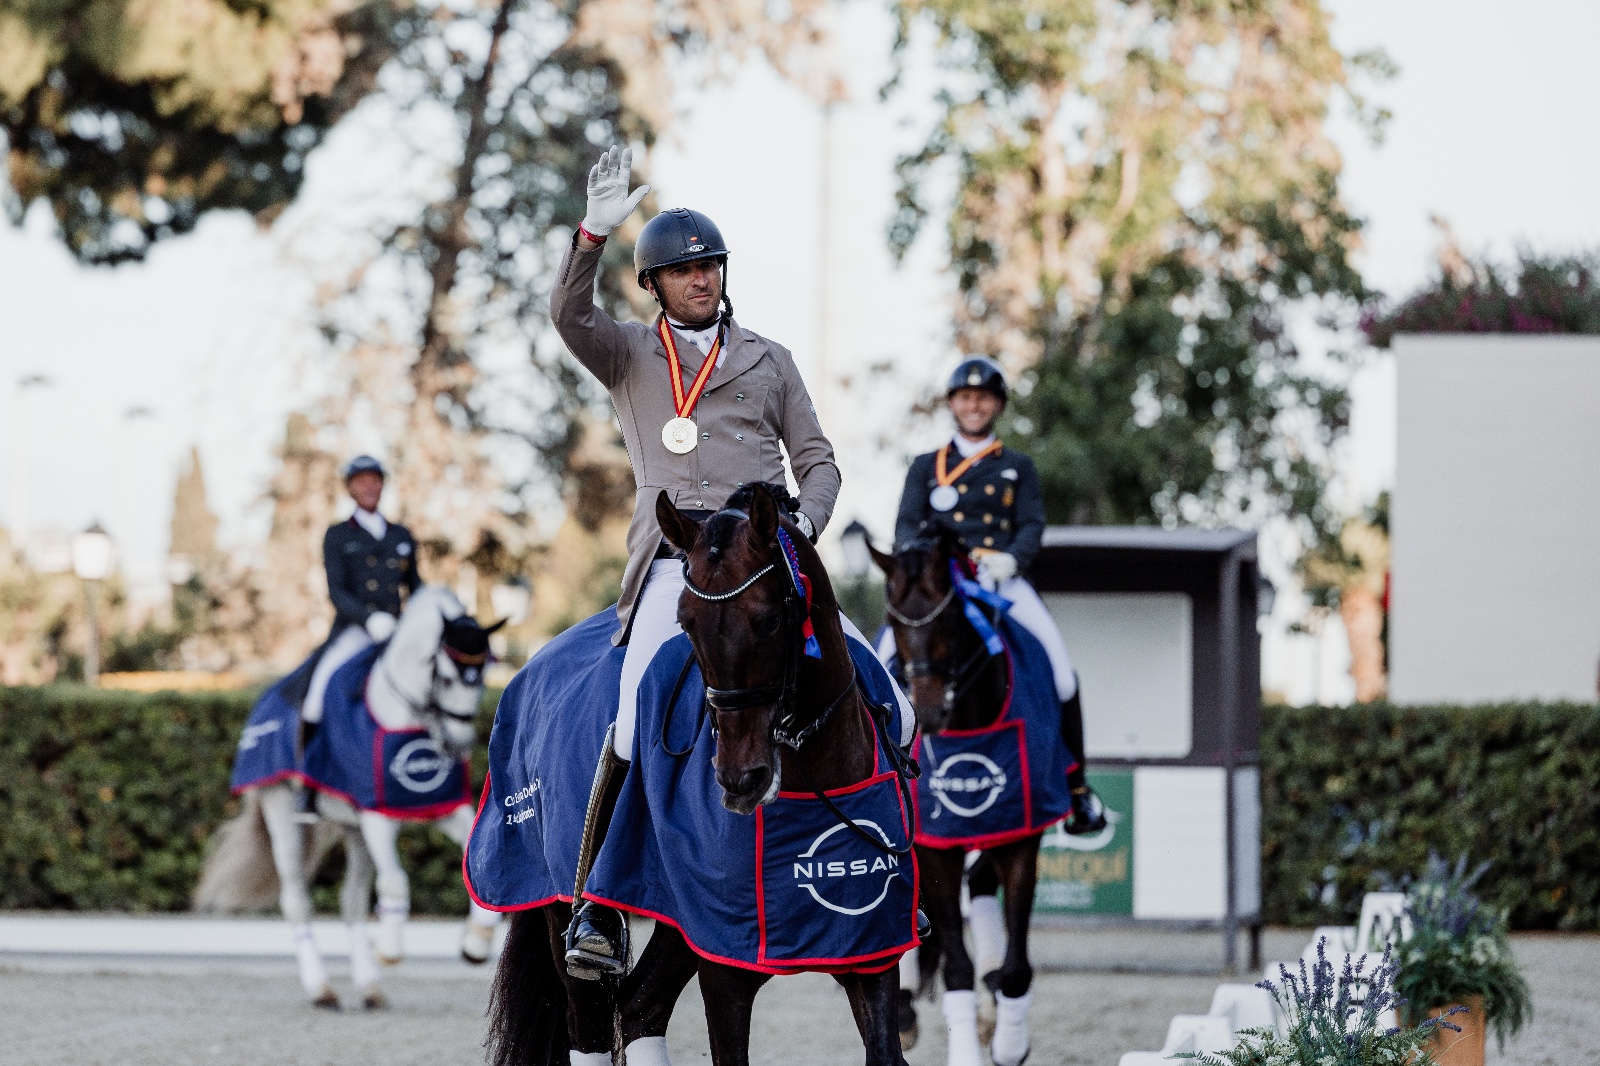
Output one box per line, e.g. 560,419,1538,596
892,358,1106,833
550,146,909,983
304,455,421,725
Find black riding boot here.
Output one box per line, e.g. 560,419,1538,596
1060,678,1107,835
564,726,631,980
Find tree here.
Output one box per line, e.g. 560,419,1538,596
890,0,1388,537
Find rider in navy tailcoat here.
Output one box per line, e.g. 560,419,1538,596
890,357,1107,833
303,455,422,725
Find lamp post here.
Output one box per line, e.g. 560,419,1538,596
71,523,114,686
839,519,872,580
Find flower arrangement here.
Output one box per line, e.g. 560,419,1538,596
1361,250,1600,347
1394,856,1532,1050
1179,938,1458,1066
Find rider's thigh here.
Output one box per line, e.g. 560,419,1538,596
304,626,375,723
615,559,687,759
997,578,1077,701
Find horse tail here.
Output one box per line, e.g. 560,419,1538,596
486,907,570,1066
192,789,280,913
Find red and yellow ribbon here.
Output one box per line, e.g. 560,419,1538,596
658,318,723,418
935,439,1003,488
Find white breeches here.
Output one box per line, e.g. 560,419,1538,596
877,576,1078,703
304,624,374,724
615,558,915,760
994,577,1077,701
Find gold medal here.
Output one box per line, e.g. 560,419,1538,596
658,318,722,459
662,416,699,454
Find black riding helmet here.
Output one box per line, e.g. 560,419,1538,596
635,208,734,325
946,356,1008,402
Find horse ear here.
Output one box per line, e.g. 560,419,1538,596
656,490,700,554
869,541,896,576
747,484,779,546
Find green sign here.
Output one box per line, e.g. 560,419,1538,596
1034,768,1134,914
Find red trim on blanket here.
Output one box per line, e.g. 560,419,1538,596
230,769,306,796
461,771,568,913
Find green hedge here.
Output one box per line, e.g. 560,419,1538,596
1261,702,1600,931
4,689,1598,928
0,685,498,916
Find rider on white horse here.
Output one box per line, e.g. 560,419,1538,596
887,357,1107,835
550,146,912,981
304,454,421,725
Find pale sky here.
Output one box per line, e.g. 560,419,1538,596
3,0,1598,653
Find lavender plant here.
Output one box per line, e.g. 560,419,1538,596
1178,938,1458,1066
1395,855,1532,1048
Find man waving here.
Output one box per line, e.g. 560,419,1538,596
550,146,906,986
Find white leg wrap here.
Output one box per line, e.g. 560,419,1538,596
348,922,381,992
624,1035,672,1066
376,901,407,964
991,991,1032,1066
293,923,330,998
941,990,983,1066
569,1052,610,1066
968,893,1006,978
898,945,920,991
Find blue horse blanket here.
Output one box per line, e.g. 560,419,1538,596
231,644,473,821
464,607,919,974
886,614,1075,850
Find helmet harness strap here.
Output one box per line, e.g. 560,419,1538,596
647,258,733,334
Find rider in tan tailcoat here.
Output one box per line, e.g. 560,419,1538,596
549,146,907,987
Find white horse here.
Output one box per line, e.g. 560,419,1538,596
196,586,502,1009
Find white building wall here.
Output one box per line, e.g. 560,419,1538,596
1391,335,1600,703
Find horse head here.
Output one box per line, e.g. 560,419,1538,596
380,586,505,760
874,527,974,735
657,482,844,816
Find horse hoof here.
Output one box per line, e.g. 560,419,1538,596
460,924,493,964
976,1013,996,1046
898,1018,919,1053
311,988,341,1011
362,987,389,1011
377,953,403,967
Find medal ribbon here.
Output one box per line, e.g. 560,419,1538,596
948,558,1010,656
935,439,1003,488
658,318,723,418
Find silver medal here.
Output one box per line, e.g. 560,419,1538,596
929,484,959,512
662,416,698,455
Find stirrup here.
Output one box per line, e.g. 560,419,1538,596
564,902,628,981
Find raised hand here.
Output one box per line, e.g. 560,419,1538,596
581,145,650,237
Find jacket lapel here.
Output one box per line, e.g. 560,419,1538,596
652,314,765,393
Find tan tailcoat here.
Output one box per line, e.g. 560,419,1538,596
550,238,841,642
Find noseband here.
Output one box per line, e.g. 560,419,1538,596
680,510,852,751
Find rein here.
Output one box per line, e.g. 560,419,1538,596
888,559,1005,714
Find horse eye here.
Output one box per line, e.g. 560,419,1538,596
755,613,782,636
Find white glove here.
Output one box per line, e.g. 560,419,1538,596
793,510,817,543
365,611,397,642
581,145,650,237
976,551,1017,587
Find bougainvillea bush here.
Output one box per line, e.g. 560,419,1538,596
1363,251,1600,347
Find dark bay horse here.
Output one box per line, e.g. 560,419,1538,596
487,484,914,1066
874,532,1046,1066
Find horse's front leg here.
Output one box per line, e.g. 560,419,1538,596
257,785,339,1007
697,962,769,1066
835,967,911,1066
541,904,620,1064
436,803,501,963
357,811,409,964
986,836,1041,1066
920,845,983,1066
618,919,700,1064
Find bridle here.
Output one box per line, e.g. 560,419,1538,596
887,558,1000,714
379,642,480,757
667,504,918,857
677,509,853,751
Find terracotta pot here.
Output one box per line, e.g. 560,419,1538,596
1425,996,1486,1066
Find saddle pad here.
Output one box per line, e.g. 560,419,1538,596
230,657,314,793
301,645,473,820
464,607,625,911
909,615,1075,850
584,632,917,974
